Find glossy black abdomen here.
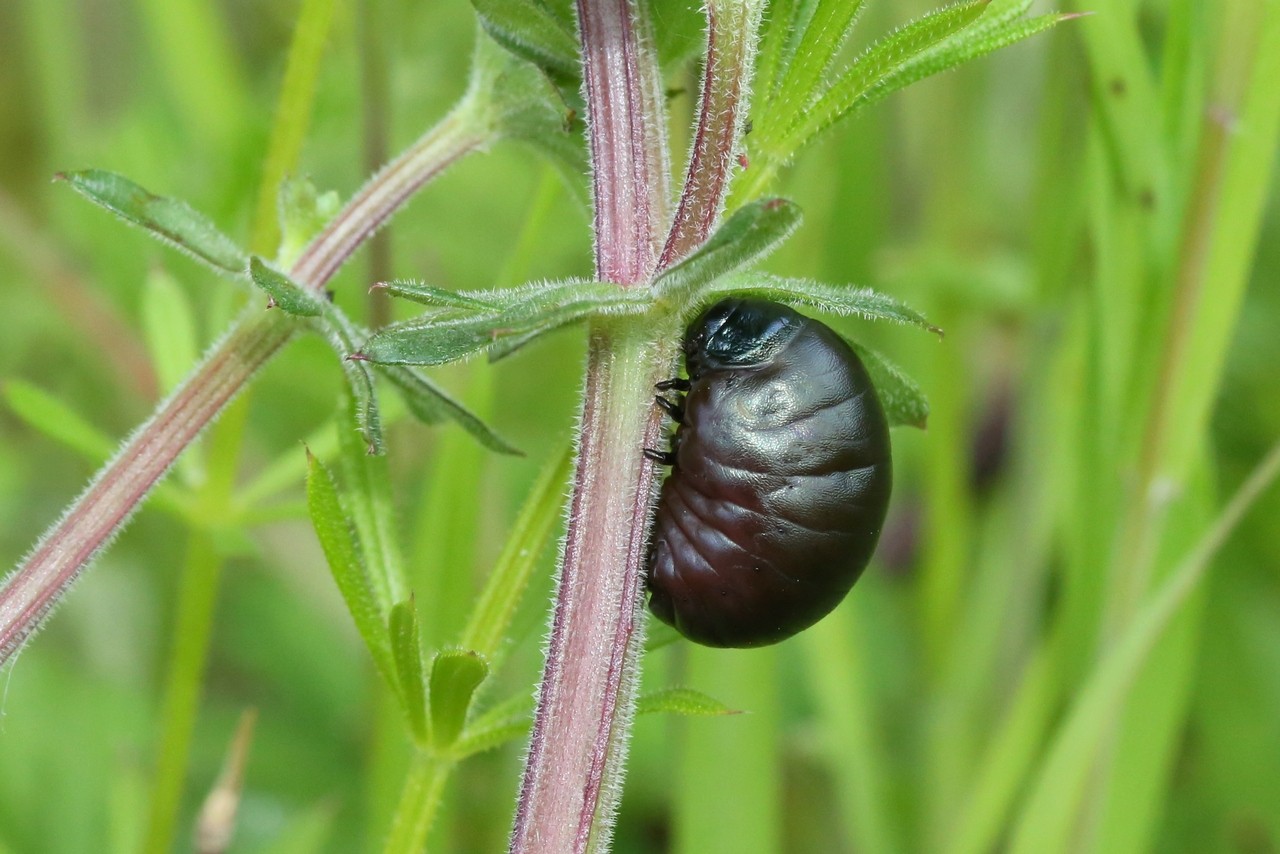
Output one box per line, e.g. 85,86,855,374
647,299,892,647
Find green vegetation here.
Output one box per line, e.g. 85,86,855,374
1,0,1278,852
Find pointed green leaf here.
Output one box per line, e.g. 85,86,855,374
753,0,799,106
305,451,396,689
471,0,580,85
389,599,429,741
850,342,930,430
3,380,116,461
700,272,942,335
636,687,741,717
57,170,248,276
657,198,803,298
249,256,326,317
375,280,501,311
428,649,490,749
880,12,1066,104
376,365,521,456
781,0,991,153
336,392,406,611
356,316,509,366
762,0,870,135
355,280,650,366
248,257,383,453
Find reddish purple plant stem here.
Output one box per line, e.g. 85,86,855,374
0,110,487,666
660,0,763,270
510,0,674,849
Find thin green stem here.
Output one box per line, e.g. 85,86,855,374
383,753,453,853
141,531,226,854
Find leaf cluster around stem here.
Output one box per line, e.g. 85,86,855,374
357,197,941,429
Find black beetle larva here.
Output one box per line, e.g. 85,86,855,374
646,298,893,647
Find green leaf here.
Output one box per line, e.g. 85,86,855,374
375,281,501,311
141,267,200,394
56,170,248,276
355,280,651,366
336,391,406,611
249,256,326,317
636,688,741,717
753,0,805,107
850,342,930,430
878,12,1066,105
762,0,870,136
700,272,942,335
428,649,490,750
377,365,521,456
780,0,991,153
459,444,572,658
277,176,341,269
305,451,396,690
314,306,385,455
3,380,116,462
471,0,580,85
452,693,532,759
657,198,803,299
389,599,429,742
452,720,531,760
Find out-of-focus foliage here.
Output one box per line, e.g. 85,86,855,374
1,1,1278,853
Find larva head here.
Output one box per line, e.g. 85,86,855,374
683,298,806,379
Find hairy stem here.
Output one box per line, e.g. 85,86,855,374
660,0,765,269
511,0,676,849
0,106,491,667
511,324,674,854
576,0,671,283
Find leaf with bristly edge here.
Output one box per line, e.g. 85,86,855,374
57,170,248,276
389,599,429,742
637,687,742,717
656,199,803,298
305,452,396,689
849,341,931,430
355,280,651,366
428,649,490,750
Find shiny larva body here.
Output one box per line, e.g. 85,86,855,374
647,298,893,647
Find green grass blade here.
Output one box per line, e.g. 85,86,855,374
1010,442,1280,853
250,0,340,254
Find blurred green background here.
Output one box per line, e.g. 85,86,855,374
1,1,1278,852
